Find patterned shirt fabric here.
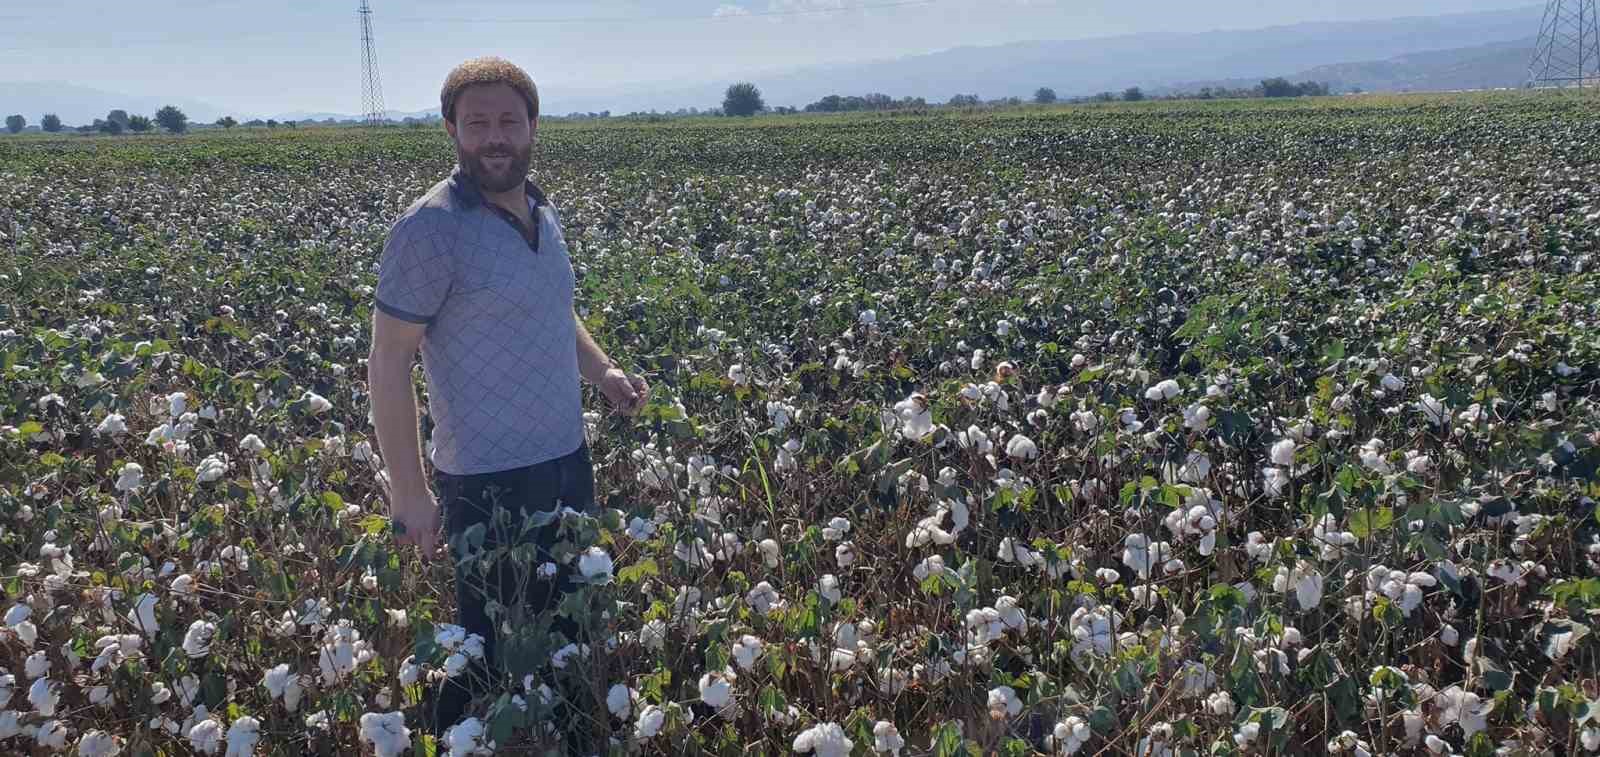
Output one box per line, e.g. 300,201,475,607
374,165,584,476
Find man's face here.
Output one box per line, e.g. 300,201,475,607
445,83,535,194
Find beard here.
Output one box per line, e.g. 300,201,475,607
458,139,532,194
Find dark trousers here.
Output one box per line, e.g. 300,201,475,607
422,440,596,740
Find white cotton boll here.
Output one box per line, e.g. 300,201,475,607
578,547,614,580
188,718,223,755
872,721,905,755
398,656,422,688
359,711,412,757
443,717,492,756
1580,727,1600,752
1206,691,1235,716
1270,438,1296,466
732,635,764,671
987,686,1023,719
835,542,856,568
818,574,842,604
757,538,782,568
697,668,736,709
1439,685,1493,736
822,516,852,541
1048,716,1091,754
1006,434,1039,460
639,619,668,651
1176,451,1211,483
223,716,260,757
262,664,304,712
1145,379,1181,401
793,722,854,757
95,414,128,437
301,391,333,414
114,462,145,493
167,392,188,418
634,705,665,739
23,651,48,679
35,719,68,750
1414,394,1447,426
893,393,934,440
182,621,216,658
550,642,588,670
625,516,657,541
238,434,267,454
606,684,638,719
1440,625,1459,646
195,453,229,483
29,676,60,715
1234,722,1260,748
77,729,119,757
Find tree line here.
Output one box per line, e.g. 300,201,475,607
4,76,1338,134
2,105,298,135
709,77,1333,119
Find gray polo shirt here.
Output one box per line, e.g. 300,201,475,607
373,165,583,476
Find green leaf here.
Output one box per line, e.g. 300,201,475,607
1321,339,1346,363
1348,507,1392,539
617,558,659,585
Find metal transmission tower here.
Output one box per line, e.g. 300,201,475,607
359,0,387,125
1530,0,1600,88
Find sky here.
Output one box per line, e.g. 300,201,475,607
0,0,1537,116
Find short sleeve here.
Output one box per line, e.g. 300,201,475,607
374,213,453,324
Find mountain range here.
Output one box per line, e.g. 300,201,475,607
0,4,1551,126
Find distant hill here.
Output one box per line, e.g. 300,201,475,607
535,3,1547,111
1162,37,1537,95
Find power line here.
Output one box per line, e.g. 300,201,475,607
387,0,940,25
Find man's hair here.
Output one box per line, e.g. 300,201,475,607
440,56,539,124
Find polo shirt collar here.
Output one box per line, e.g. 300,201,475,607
447,163,547,210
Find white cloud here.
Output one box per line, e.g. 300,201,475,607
712,3,751,16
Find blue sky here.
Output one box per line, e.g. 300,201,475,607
0,0,1535,115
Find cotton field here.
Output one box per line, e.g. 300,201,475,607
1,92,1598,755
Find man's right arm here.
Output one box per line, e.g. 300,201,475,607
368,213,453,555
369,309,439,554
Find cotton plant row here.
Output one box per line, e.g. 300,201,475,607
3,95,1600,754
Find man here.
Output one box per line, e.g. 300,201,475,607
367,56,649,738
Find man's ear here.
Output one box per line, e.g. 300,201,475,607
443,117,456,140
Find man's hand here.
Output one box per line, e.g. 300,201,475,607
389,488,442,556
600,367,650,415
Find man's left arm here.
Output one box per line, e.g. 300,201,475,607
576,309,650,414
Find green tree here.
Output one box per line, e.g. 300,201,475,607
98,118,124,135
1122,86,1145,102
215,116,237,128
154,105,188,134
106,109,130,130
722,82,764,117
1260,77,1298,98
128,115,153,133
40,113,62,132
4,114,24,134
1034,87,1057,104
